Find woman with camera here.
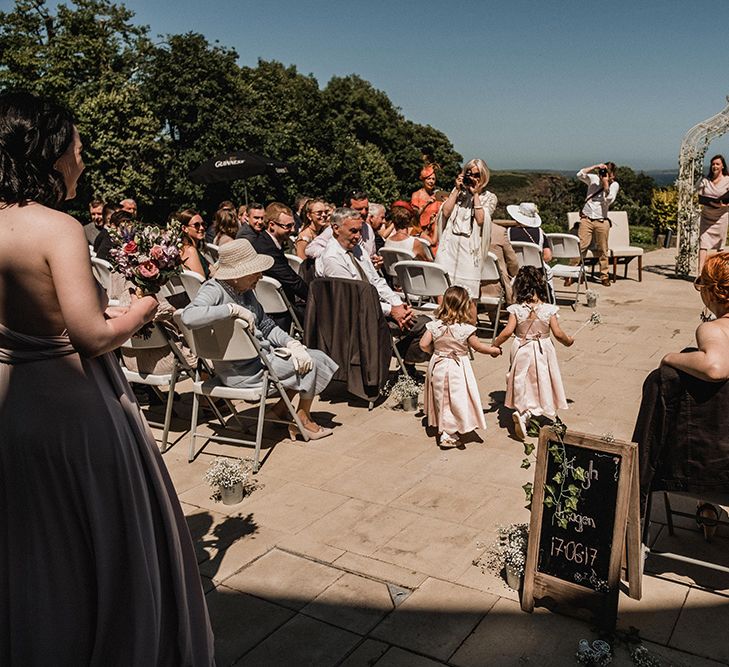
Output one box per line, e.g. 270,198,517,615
435,158,497,300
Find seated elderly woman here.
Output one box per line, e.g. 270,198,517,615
633,251,729,537
181,239,338,440
384,204,432,261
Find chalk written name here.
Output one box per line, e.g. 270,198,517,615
581,459,599,490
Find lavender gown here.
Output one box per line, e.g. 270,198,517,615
0,323,214,666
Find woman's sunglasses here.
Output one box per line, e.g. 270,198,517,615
188,221,206,230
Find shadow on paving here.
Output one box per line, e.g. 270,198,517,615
202,583,727,667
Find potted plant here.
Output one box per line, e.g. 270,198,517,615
585,289,598,308
482,523,529,590
386,373,422,411
204,457,256,505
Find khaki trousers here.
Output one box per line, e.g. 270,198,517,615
576,216,610,279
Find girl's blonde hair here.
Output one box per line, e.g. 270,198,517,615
434,285,473,325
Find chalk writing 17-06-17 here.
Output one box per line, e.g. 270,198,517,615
550,537,598,566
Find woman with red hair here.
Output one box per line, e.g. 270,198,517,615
411,163,438,213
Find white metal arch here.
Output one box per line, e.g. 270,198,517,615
676,96,729,276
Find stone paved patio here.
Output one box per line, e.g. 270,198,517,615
150,248,729,666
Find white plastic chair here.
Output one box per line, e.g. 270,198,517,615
393,260,450,310
202,243,219,265
180,270,204,300
510,241,555,305
547,233,585,310
119,323,188,452
479,252,506,341
380,247,415,280
254,276,303,336
174,312,310,470
285,253,303,275
510,241,544,269
91,256,120,307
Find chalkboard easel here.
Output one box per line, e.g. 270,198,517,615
521,427,640,629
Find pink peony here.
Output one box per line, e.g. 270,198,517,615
123,240,138,254
150,244,164,260
137,261,159,279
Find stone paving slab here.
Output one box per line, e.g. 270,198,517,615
150,249,729,666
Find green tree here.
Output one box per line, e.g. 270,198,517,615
0,0,163,215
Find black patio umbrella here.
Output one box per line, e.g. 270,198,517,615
188,150,291,184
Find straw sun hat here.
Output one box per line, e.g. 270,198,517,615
212,239,273,280
506,202,542,228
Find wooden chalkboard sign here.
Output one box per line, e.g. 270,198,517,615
521,427,640,629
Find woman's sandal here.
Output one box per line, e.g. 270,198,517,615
696,502,720,541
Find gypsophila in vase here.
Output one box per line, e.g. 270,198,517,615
204,457,258,505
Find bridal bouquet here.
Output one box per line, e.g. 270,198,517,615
108,219,184,297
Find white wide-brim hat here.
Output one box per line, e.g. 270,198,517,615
213,239,274,280
506,202,542,228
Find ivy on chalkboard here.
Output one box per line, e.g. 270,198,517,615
520,418,587,529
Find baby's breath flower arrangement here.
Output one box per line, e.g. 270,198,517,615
384,374,422,402
204,457,257,503
475,523,529,588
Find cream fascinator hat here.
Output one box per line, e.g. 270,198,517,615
506,202,542,228
213,239,273,280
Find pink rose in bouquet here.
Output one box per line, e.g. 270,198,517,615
137,261,160,279
123,240,138,255
149,244,164,260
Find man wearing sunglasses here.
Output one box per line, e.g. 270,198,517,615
253,202,308,330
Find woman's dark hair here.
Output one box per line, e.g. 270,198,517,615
513,265,549,304
707,155,729,179
0,91,76,207
108,209,134,229
213,208,238,238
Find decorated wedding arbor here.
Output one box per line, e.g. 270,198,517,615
676,96,729,276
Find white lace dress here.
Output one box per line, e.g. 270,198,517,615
436,191,497,298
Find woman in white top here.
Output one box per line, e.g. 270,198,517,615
697,155,729,273
384,204,431,261
435,158,497,298
294,198,329,260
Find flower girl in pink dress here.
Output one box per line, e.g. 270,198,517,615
420,286,501,447
493,266,574,440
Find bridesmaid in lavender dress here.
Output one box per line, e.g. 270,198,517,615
420,286,501,448
0,92,213,665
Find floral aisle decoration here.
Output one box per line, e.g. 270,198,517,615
204,457,258,505
385,373,423,411
474,522,529,590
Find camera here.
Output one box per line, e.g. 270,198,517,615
462,174,474,186
598,167,608,177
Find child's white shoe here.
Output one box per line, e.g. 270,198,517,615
513,411,528,440
440,432,460,448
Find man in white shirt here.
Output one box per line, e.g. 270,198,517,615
306,190,381,267
570,162,619,287
316,207,430,367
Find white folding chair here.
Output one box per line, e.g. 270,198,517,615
510,241,544,269
380,247,415,281
479,252,506,341
174,312,310,470
285,253,303,275
119,323,188,452
180,270,204,300
511,241,555,305
254,276,303,336
547,233,585,310
393,260,450,310
202,243,219,265
91,256,120,307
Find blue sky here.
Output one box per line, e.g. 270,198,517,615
45,0,729,170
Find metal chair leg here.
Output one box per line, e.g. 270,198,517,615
663,491,675,536
160,365,178,453
253,374,268,472
189,389,201,462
